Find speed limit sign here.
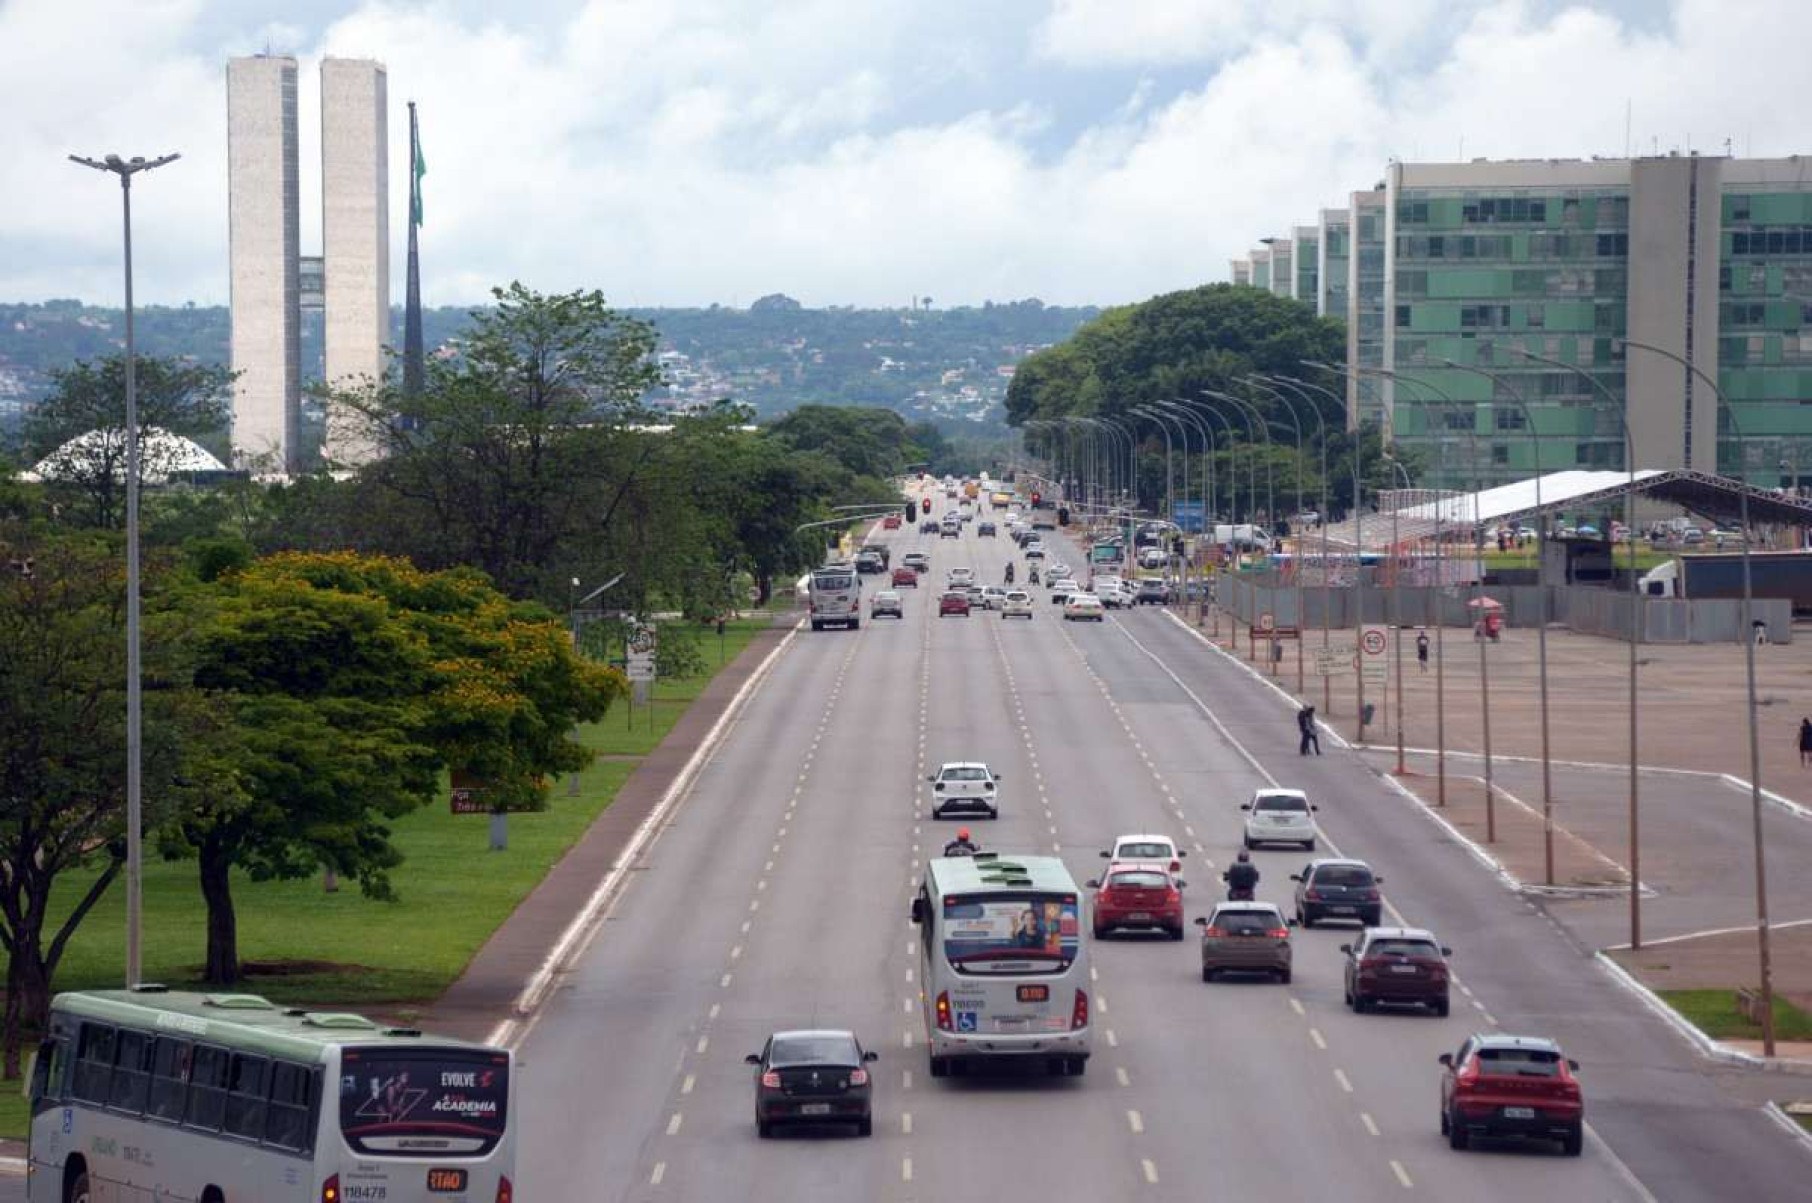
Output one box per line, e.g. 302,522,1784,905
1360,627,1387,655
1359,624,1389,686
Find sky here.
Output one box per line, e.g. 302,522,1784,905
3,0,1807,310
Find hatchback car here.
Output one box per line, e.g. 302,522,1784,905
1088,865,1185,939
1023,544,1045,560
1046,562,1074,582
1241,789,1319,850
947,567,975,586
1101,834,1186,874
901,552,930,572
891,567,918,588
977,521,997,537
927,762,1000,819
855,551,884,574
1048,579,1080,604
920,520,941,534
1292,859,1383,927
1195,902,1295,983
1063,594,1106,622
938,590,971,618
747,1029,878,1138
1439,1034,1583,1155
980,586,1007,610
870,590,904,620
1343,927,1451,1015
940,522,961,539
1001,589,1034,619
1135,578,1172,605
882,514,901,529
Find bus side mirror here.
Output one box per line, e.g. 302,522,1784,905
1438,1053,1453,1068
864,1051,880,1063
910,898,926,924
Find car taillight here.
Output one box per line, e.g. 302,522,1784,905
1364,889,1380,901
322,1177,340,1203
1455,1061,1481,1092
495,1178,513,1203
1203,927,1225,938
1169,860,1181,872
849,1067,869,1086
1166,888,1181,902
935,991,953,1032
1071,989,1089,1030
1304,889,1323,901
1268,928,1290,940
761,1069,781,1088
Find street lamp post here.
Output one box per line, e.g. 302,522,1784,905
1266,374,1339,718
1383,454,1411,775
69,149,180,989
1620,337,1775,1055
1132,407,1177,526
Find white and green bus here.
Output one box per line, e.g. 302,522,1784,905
911,853,1091,1079
28,988,515,1203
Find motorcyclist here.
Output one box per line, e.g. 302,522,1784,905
1004,562,1015,585
1222,850,1260,900
1028,565,1041,586
943,828,979,857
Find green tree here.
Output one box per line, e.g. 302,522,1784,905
177,551,626,984
762,404,916,480
23,355,233,529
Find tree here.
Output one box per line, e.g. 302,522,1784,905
23,355,233,529
762,404,916,480
176,551,626,984
0,523,203,1074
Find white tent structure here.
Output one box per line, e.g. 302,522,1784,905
22,428,229,484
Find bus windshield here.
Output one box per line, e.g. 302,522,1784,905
942,893,1079,974
339,1046,510,1157
811,569,856,591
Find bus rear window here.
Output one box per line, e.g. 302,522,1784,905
942,893,1079,974
339,1047,509,1157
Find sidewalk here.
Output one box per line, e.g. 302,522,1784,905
420,611,797,1044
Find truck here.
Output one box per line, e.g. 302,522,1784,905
963,481,981,501
1208,524,1273,551
1640,550,1812,613
990,491,1012,509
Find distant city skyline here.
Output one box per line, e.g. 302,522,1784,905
9,0,1810,309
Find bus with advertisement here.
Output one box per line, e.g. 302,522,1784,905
911,854,1091,1079
27,988,516,1203
808,563,862,630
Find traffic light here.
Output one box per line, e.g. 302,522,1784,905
1031,491,1042,507
921,497,932,513
904,501,916,523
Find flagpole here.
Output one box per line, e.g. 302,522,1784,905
403,100,425,396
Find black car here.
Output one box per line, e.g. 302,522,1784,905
854,552,884,574
977,521,997,537
747,1030,877,1138
920,520,941,534
1292,858,1384,927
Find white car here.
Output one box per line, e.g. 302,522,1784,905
1063,593,1106,621
1242,788,1320,851
947,567,975,586
927,761,1001,820
1047,562,1074,582
980,585,1008,610
1023,543,1046,560
1101,833,1187,873
1049,579,1081,604
1093,578,1132,608
869,589,904,619
1001,589,1034,619
1139,548,1169,570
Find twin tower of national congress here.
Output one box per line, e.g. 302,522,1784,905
227,55,393,473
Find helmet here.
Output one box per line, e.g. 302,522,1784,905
1236,850,1251,862
957,827,971,840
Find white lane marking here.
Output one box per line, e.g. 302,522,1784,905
902,1112,913,1135
903,1031,913,1049
902,1069,913,1090
729,945,742,960
1096,994,1107,1013
902,1157,914,1182
740,920,751,934
1309,1028,1327,1050
1090,966,1099,982
695,1036,709,1055
1361,1112,1380,1137
720,973,732,989
770,843,780,854
681,1074,695,1095
1115,1066,1131,1087
763,860,773,872
1289,998,1305,1016
1390,1160,1413,1188
906,967,915,983
666,1112,683,1136
749,899,759,912
1334,1068,1353,1093
1106,1028,1118,1048
708,1003,719,1020
1127,1109,1144,1134
904,998,913,1013
651,1161,666,1185
757,879,767,891
1142,1159,1159,1184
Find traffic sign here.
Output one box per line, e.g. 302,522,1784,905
1258,612,1276,632
1313,643,1355,677
627,621,658,682
1360,624,1389,686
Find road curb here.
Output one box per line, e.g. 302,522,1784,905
1593,950,1812,1076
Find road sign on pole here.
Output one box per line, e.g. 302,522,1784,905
1313,642,1356,677
1360,624,1389,687
627,620,657,683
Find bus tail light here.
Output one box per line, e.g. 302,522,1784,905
496,1177,514,1203
322,1177,340,1203
935,991,953,1032
1070,989,1089,1030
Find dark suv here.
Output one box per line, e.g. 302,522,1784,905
1292,858,1383,927
1342,926,1451,1016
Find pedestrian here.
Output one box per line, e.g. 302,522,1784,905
1416,630,1430,672
1799,718,1812,768
1297,704,1321,756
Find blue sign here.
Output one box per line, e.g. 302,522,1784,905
1170,501,1205,533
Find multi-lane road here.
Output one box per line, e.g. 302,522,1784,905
505,512,1808,1200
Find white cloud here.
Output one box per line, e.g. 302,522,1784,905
2,0,1810,310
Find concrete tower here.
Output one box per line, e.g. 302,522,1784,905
226,55,301,473
320,58,390,466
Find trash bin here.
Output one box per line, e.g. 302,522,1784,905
1272,641,1284,663
1361,702,1376,726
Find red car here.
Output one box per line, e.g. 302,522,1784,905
1343,926,1450,1015
1087,863,1184,939
892,567,918,587
938,591,971,617
1440,1034,1583,1155
883,514,902,529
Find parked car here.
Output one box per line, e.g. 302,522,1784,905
870,590,904,619
1195,902,1295,983
1063,593,1106,621
938,590,971,618
927,761,1000,819
1292,859,1383,927
1242,788,1319,850
891,567,918,588
1440,1034,1583,1156
1344,926,1451,1015
1001,589,1035,619
1088,864,1185,939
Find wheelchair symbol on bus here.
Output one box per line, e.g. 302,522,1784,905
956,1011,978,1033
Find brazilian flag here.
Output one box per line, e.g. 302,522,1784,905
411,122,426,227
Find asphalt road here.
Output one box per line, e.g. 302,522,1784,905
506,513,1812,1201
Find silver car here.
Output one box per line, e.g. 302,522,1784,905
1242,789,1319,851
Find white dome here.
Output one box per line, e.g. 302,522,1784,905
25,428,229,484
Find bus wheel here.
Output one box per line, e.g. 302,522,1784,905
928,1056,948,1078
66,1170,92,1203
1066,1057,1087,1077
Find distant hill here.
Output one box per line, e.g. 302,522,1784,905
0,296,1098,432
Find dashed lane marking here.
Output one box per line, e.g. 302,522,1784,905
902,1112,913,1135
1289,997,1305,1016
708,1003,719,1020
1334,1068,1353,1093
651,1162,666,1186
1390,1160,1413,1189
719,973,732,989
1127,1109,1144,1134
1105,1029,1118,1048
903,1158,913,1183
695,1036,708,1055
1361,1112,1380,1137
666,1112,683,1136
1309,1028,1327,1050
1116,1066,1131,1087
902,1069,913,1090
1142,1160,1159,1185
681,1074,695,1095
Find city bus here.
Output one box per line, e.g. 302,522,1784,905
27,988,515,1203
808,563,861,630
911,854,1091,1078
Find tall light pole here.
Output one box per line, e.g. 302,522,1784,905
1382,453,1411,774
70,150,180,990
1244,379,1310,690
1132,406,1177,525
1620,337,1774,1055
1266,374,1340,717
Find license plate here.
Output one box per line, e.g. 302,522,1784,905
1126,912,1151,922
1017,984,1049,1002
800,1103,832,1116
1330,906,1355,914
1390,964,1419,974
1503,1106,1535,1120
427,1169,469,1193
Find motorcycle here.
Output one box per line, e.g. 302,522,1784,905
1222,869,1258,902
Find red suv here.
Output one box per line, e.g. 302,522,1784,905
892,567,918,587
1440,1034,1584,1156
1342,927,1451,1015
1087,864,1185,939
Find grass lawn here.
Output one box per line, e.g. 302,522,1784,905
1658,989,1812,1043
0,614,779,1140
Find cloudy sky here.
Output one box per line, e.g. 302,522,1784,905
3,0,1803,309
